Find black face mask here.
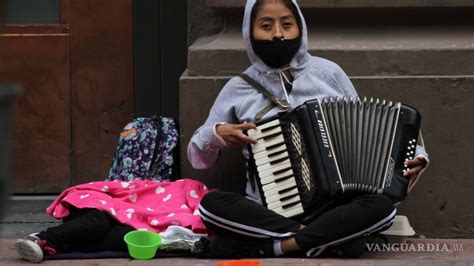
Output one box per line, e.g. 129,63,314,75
251,37,301,69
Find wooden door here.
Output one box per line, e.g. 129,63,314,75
0,0,134,193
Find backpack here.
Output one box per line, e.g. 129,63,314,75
106,116,178,182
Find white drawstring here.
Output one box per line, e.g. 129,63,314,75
278,67,293,85
277,67,292,104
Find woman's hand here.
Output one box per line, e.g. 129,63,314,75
216,123,257,148
404,157,428,188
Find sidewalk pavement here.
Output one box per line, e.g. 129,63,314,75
1,199,473,265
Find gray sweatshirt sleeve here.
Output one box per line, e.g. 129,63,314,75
415,132,429,163
187,78,241,169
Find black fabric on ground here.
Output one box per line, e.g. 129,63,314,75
40,208,134,253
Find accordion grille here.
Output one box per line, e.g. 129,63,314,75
320,98,399,194
283,114,315,202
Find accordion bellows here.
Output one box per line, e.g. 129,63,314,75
247,97,421,218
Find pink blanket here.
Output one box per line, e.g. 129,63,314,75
46,179,209,233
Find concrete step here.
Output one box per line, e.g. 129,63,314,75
188,26,474,77
207,0,474,8
179,73,474,238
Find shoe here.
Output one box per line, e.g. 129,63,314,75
208,235,275,259
14,233,56,263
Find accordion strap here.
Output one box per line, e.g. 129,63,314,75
238,73,290,121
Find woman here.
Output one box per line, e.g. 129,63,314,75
188,0,429,258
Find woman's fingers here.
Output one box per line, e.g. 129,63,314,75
404,157,425,189
404,158,420,167
238,134,257,144
238,123,257,144
405,157,427,168
217,123,258,147
404,165,422,178
403,157,427,180
238,122,257,130
405,164,422,189
228,132,256,145
237,123,257,144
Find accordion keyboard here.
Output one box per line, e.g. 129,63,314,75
247,119,305,218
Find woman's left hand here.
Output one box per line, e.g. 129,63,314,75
403,157,427,188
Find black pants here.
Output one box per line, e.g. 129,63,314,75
199,191,395,257
39,208,134,253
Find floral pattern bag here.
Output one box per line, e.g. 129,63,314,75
107,116,178,182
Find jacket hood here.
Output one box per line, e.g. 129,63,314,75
242,0,310,74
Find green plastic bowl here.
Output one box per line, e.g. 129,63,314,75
124,230,162,260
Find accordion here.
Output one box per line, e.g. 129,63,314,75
247,98,421,218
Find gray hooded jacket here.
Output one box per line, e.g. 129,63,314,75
187,0,428,202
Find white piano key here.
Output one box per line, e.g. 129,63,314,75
257,158,291,172
255,151,289,166
267,194,301,209
259,161,292,178
266,187,299,205
261,176,295,192
248,126,283,140
271,203,304,218
256,119,281,131
279,206,305,218
251,135,284,153
247,128,259,138
253,143,286,160
263,179,297,197
260,168,294,185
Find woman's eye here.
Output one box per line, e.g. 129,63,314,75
261,24,272,30
283,22,294,28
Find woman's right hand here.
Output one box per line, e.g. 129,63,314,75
216,123,257,148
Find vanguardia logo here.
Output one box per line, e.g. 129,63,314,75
366,242,464,252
